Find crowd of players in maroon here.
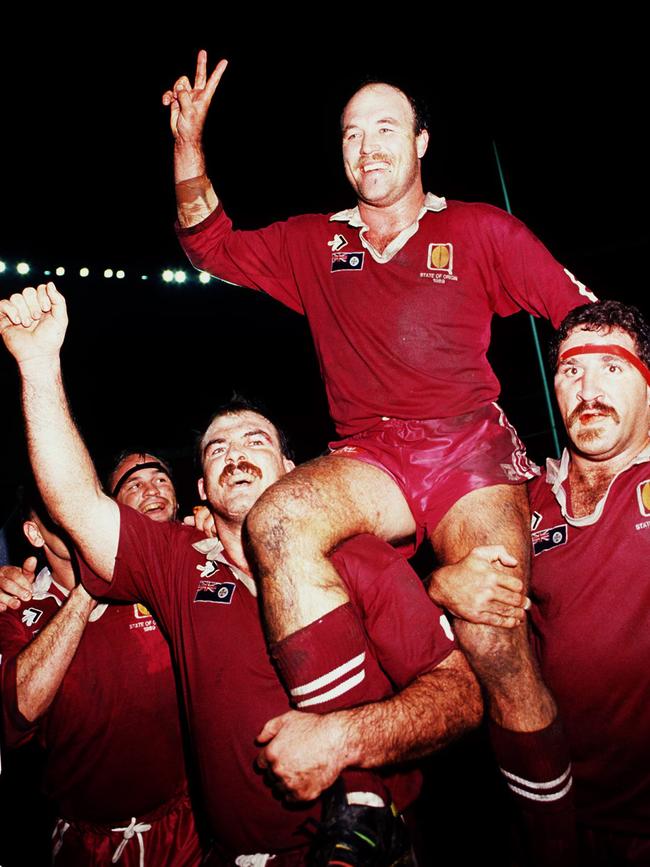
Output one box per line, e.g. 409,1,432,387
0,49,649,867
2,301,650,867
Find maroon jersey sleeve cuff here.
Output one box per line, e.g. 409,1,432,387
76,551,116,599
174,202,224,237
175,201,305,314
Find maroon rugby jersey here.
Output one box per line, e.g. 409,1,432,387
80,504,455,858
178,197,592,436
528,452,650,834
0,570,190,824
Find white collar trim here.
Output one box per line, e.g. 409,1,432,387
545,446,650,526
32,567,108,621
192,536,257,597
329,192,447,264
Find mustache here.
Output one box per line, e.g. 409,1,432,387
567,400,620,428
359,152,391,166
218,460,263,486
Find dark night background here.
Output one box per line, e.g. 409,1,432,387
1,26,647,514
0,21,647,864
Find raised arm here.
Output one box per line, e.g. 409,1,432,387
163,49,227,228
0,284,119,579
257,649,481,801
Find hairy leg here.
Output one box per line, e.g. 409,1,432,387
246,454,416,642
430,483,556,731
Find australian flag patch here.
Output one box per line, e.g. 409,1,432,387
194,580,236,604
331,251,364,272
532,524,568,556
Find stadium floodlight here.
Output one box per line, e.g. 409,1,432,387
80,267,90,277
55,266,65,276
162,269,174,283
199,272,211,284
116,270,125,279
16,262,30,275
104,269,114,278
174,270,187,284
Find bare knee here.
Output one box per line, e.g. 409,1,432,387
246,483,318,564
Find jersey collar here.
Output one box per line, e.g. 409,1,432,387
32,566,67,602
545,446,650,527
192,536,257,597
32,567,108,621
329,192,447,264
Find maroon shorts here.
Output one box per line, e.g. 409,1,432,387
329,403,539,548
52,790,203,866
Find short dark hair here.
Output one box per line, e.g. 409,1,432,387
15,476,74,564
342,79,430,136
106,448,174,494
16,475,61,539
16,476,48,525
196,395,295,470
549,301,650,370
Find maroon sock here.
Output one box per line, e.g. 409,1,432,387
271,602,392,803
490,717,577,867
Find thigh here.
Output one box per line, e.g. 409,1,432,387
431,483,531,584
251,453,417,551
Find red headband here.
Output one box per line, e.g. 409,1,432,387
559,343,650,386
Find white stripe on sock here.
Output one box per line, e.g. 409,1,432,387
506,776,573,803
290,652,365,697
296,670,365,708
500,764,572,791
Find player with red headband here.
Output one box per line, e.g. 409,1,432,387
432,300,650,863
527,300,650,863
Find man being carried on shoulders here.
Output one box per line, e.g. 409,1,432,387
165,51,596,863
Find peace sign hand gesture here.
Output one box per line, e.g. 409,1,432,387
163,50,228,145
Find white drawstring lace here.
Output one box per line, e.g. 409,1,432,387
111,816,152,867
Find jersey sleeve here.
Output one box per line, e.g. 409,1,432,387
78,505,194,627
479,205,596,327
331,536,456,690
176,205,305,314
0,610,41,747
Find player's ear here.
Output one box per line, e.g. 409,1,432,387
282,458,295,474
23,520,45,549
416,128,429,159
197,478,207,502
